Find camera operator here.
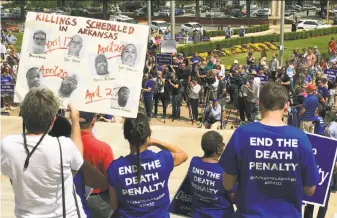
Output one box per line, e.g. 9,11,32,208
177,63,192,103
189,80,201,123
217,71,227,126
203,70,218,103
228,70,244,105
204,98,221,129
168,73,182,121
196,60,208,104
153,71,167,119
245,73,259,122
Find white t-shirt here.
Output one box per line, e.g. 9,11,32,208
1,135,85,218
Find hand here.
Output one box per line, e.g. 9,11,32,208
68,103,79,122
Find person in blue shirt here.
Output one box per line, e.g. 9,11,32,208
221,82,320,218
300,84,319,133
188,131,235,218
189,53,201,80
48,116,108,218
316,79,329,103
142,72,153,119
107,112,188,218
312,109,325,135
239,26,245,37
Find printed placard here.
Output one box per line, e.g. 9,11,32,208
255,75,268,84
1,84,14,95
156,53,172,65
14,12,149,118
169,133,337,217
323,69,337,81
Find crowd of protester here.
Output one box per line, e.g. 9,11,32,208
2,23,337,218
0,28,19,111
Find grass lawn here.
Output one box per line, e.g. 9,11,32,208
13,32,23,51
220,34,334,66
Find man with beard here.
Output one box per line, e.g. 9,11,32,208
26,67,41,89
121,44,137,67
58,74,79,98
68,35,83,57
117,86,130,107
95,54,109,76
32,30,46,54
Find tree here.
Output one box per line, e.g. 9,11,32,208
102,0,108,20
195,0,200,20
246,0,251,26
20,0,25,21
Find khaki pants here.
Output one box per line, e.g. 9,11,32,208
300,121,315,133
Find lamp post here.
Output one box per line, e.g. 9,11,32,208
170,0,175,40
147,0,152,39
279,0,285,66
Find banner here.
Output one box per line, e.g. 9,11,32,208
255,75,268,84
14,12,149,118
323,69,337,81
1,84,14,95
169,176,192,217
169,133,337,217
161,40,176,53
156,53,172,65
303,134,337,206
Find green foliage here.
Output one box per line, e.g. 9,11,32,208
178,26,337,56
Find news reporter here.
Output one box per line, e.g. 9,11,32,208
1,88,86,217
106,112,188,217
188,131,235,217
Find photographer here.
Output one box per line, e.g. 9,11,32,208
217,71,227,126
177,63,192,103
153,71,167,119
189,80,201,123
228,71,244,105
196,60,208,104
168,73,182,121
204,98,221,129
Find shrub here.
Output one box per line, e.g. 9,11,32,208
178,26,337,56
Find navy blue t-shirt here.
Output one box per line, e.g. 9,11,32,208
142,79,153,99
106,149,174,218
317,86,329,98
188,157,234,218
73,169,91,218
313,116,325,135
301,94,318,121
220,122,320,218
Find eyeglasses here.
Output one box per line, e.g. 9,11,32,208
34,37,45,41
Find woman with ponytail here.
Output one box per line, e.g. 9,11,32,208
106,112,188,218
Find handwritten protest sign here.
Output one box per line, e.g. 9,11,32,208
1,84,14,95
169,133,337,217
14,12,149,118
161,40,176,53
323,69,337,81
156,53,172,65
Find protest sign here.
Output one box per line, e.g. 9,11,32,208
255,75,268,84
169,176,192,217
169,133,337,217
303,134,337,207
161,40,177,53
202,36,210,42
14,12,149,118
323,69,337,81
1,84,14,95
156,53,172,65
175,33,184,41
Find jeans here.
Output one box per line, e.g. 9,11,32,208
87,192,113,218
154,92,167,117
172,94,181,118
189,98,199,121
143,97,153,117
238,97,248,122
246,102,258,122
304,189,331,218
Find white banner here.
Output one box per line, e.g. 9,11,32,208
15,12,149,118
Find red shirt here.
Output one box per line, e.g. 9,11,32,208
81,131,114,194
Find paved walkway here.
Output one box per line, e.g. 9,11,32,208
1,115,337,218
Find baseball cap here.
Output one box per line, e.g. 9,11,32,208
305,83,316,91
79,111,96,123
314,46,318,49
212,98,219,103
233,60,238,64
218,71,224,77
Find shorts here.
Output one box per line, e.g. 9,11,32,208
219,98,226,110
